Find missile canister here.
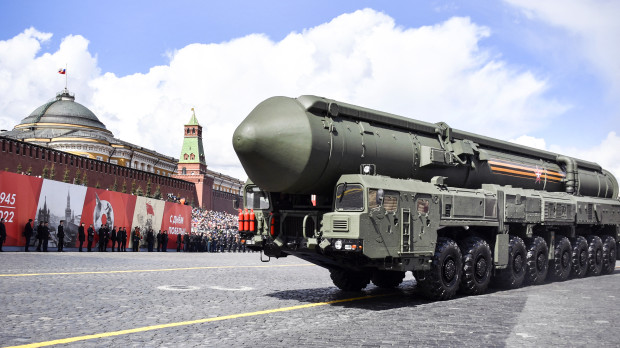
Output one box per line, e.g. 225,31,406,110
233,95,618,199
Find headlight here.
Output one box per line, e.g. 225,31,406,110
334,239,343,250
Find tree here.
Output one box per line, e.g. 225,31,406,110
153,185,162,199
50,163,56,180
42,165,50,179
146,178,152,197
135,186,144,196
74,169,82,185
62,168,70,183
82,172,88,186
131,180,136,195
95,181,100,189
16,163,22,174
26,166,32,175
109,178,118,191
121,180,127,193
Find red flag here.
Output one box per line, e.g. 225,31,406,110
146,202,154,215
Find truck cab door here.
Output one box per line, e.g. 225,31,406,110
411,194,438,257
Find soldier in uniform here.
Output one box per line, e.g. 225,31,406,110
211,233,217,252
57,220,65,252
36,221,44,251
200,233,207,252
0,217,6,252
162,230,168,252
227,233,234,252
110,226,117,252
23,219,34,252
98,226,104,252
206,233,212,253
132,227,141,252
78,223,85,252
176,233,182,252
183,232,190,252
156,230,163,252
146,228,154,252
41,221,50,252
103,225,110,252
87,224,95,252
86,224,95,251
233,234,240,252
120,227,127,252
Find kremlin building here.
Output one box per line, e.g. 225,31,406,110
1,89,242,213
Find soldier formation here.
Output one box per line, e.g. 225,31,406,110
180,229,248,253
13,208,248,253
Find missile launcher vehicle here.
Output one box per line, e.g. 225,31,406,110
233,95,620,299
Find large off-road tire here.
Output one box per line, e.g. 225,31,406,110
330,269,370,291
494,236,527,289
525,236,548,285
585,235,603,276
549,236,571,281
600,235,617,275
458,236,492,295
417,237,462,300
570,236,589,278
371,270,406,288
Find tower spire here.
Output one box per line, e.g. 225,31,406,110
179,108,206,167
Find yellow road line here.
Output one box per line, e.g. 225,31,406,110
0,264,314,277
3,294,386,348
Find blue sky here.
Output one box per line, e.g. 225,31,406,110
1,0,619,180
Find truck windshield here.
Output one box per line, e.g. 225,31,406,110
245,186,270,210
335,183,364,211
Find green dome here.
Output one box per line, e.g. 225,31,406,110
16,89,109,132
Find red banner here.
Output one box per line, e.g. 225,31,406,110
0,171,43,247
160,201,192,249
0,171,190,249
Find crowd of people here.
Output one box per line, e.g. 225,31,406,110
6,208,253,253
186,208,253,253
191,208,238,230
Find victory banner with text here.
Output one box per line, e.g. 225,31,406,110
0,171,43,247
0,171,191,249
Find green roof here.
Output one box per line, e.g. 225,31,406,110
187,109,200,126
179,137,206,164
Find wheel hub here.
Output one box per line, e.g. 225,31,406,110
561,251,570,268
513,254,523,273
443,258,456,283
475,256,488,280
580,250,587,267
596,249,602,265
536,252,546,272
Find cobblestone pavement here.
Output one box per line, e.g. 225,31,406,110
0,252,618,348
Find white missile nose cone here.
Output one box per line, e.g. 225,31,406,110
232,123,257,156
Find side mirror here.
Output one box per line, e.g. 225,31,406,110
376,189,384,206
233,199,240,210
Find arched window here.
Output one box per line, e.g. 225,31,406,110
192,128,195,134
190,153,195,160
184,153,189,160
182,167,187,175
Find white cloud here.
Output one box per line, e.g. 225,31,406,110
509,135,547,150
0,27,99,130
509,133,620,182
505,0,620,96
549,132,620,181
1,10,569,181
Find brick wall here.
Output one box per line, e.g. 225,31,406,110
0,136,198,204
